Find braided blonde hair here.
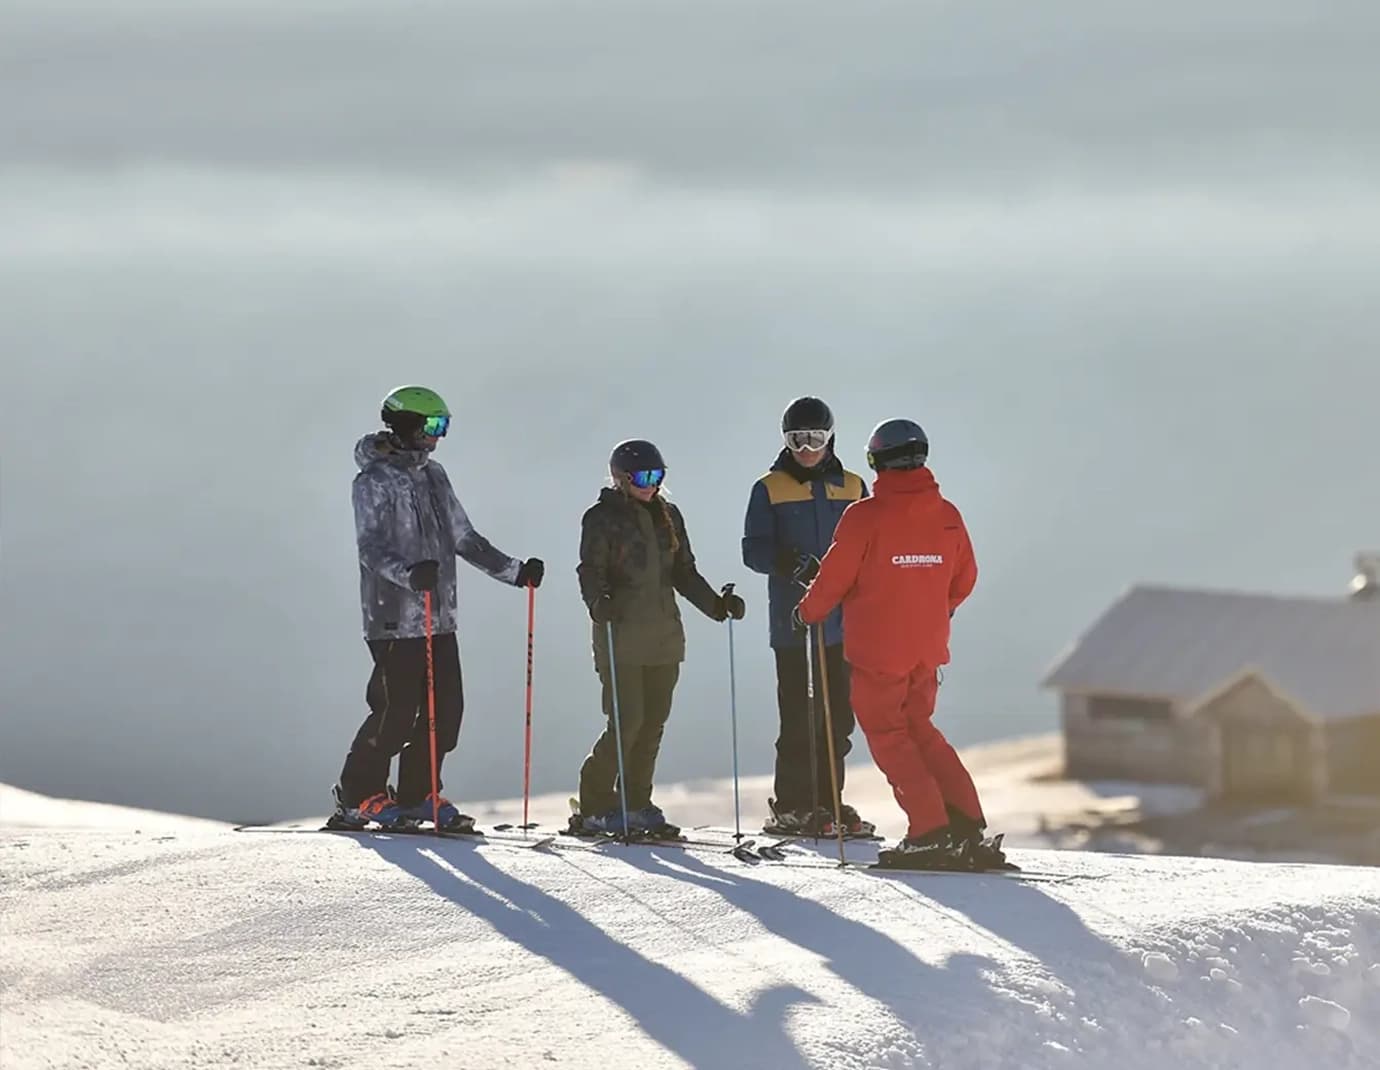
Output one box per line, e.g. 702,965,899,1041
656,493,682,554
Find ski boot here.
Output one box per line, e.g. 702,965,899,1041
630,804,681,840
569,808,631,837
763,799,829,836
762,799,804,835
402,793,476,833
327,785,414,831
875,827,965,871
958,832,1017,871
838,803,878,839
944,805,1017,871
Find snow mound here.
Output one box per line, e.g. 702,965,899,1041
0,782,222,832
3,788,1379,1070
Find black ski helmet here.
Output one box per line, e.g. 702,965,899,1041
609,439,666,477
781,396,835,434
866,418,929,471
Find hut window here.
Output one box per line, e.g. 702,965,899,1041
1087,695,1174,723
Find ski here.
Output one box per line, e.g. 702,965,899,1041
537,820,789,860
423,826,558,850
233,822,1075,876
866,866,1074,884
556,827,688,850
233,823,557,850
680,827,795,859
774,856,1076,883
696,824,879,853
872,852,1020,875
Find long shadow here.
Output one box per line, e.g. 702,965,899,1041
923,871,1125,972
351,837,815,1070
617,849,1027,1066
920,870,1256,1062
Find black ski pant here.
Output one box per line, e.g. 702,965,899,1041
579,663,680,816
772,641,854,813
338,634,464,809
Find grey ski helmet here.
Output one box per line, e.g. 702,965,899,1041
865,418,929,471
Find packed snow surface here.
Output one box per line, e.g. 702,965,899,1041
2,783,1378,1070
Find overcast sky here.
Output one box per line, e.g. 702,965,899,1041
2,0,1377,823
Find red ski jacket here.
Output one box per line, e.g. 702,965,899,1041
797,467,976,676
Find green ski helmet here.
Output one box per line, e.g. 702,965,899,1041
381,385,451,440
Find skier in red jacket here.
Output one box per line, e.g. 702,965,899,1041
796,418,1007,870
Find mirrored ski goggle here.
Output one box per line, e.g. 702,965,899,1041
784,428,831,452
421,415,450,438
628,468,666,489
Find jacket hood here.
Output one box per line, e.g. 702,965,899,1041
355,431,431,472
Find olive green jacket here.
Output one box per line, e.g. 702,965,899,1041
577,488,725,667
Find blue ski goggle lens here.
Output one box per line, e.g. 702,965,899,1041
628,468,665,489
421,415,450,438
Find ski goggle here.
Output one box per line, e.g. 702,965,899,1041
628,468,666,489
784,428,831,452
421,414,450,438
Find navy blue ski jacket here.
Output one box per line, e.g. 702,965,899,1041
741,449,867,649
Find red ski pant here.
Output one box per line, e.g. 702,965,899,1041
849,664,984,839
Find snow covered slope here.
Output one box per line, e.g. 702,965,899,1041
3,787,1379,1070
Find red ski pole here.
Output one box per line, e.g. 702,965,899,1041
424,590,440,833
522,582,536,834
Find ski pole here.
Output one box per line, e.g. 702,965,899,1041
814,624,847,867
804,620,820,843
605,620,632,843
522,582,536,835
424,590,440,833
724,583,742,844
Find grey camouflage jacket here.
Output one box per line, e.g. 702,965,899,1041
353,432,521,640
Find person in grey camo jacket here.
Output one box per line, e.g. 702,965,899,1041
330,385,544,832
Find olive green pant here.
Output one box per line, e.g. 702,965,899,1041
579,663,681,816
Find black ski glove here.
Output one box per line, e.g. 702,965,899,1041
718,590,746,621
589,592,616,625
515,558,545,588
408,560,440,592
774,547,820,586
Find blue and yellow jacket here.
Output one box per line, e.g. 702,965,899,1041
741,449,867,649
